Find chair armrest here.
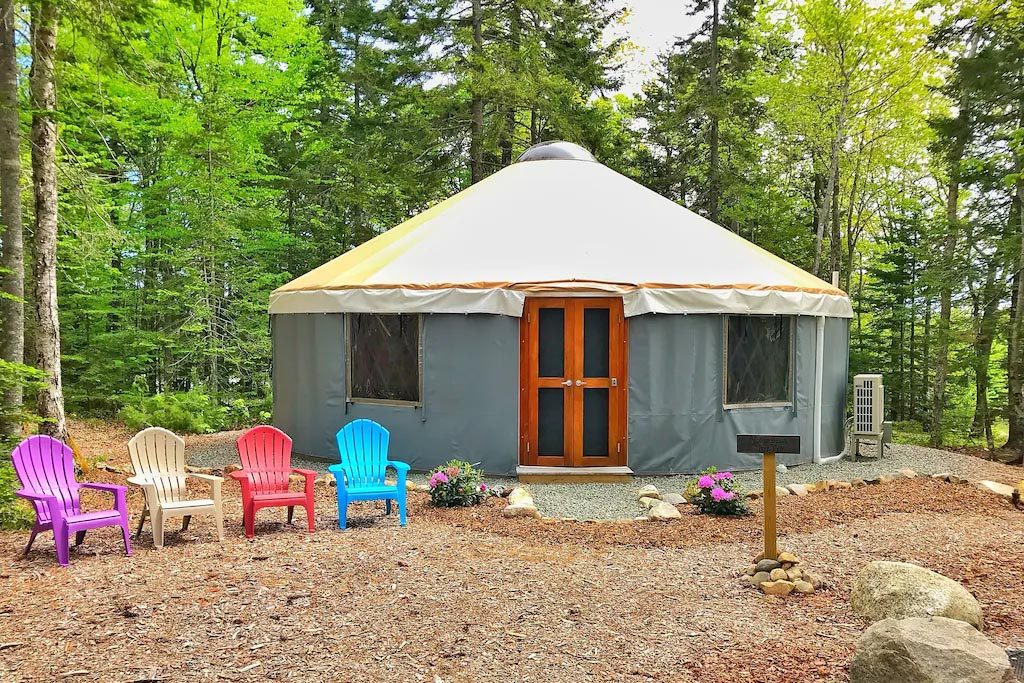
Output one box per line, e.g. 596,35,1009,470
80,482,127,494
79,482,128,513
127,476,161,510
327,463,348,489
228,470,254,498
16,489,63,522
188,472,224,500
292,468,315,496
385,460,410,473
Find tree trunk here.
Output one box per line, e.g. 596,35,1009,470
812,84,847,277
30,0,66,441
830,163,841,279
707,0,721,225
1007,167,1024,461
0,0,24,436
469,0,484,184
969,261,998,451
499,1,519,168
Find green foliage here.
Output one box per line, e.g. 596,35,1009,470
119,389,228,435
0,459,33,531
427,460,487,507
687,467,748,516
0,362,44,530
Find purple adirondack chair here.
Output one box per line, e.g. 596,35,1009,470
12,435,132,566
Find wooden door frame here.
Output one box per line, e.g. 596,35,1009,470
519,297,628,467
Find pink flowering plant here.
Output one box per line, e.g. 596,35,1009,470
427,459,489,507
688,466,748,516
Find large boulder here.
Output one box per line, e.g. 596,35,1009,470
851,561,983,630
850,617,1014,683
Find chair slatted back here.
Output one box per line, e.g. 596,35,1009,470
128,427,187,504
10,436,80,523
236,426,293,494
336,420,390,487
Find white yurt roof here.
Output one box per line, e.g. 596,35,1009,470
270,142,852,318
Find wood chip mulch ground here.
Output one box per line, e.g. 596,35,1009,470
1,423,1022,682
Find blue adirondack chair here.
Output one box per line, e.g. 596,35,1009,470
330,419,410,529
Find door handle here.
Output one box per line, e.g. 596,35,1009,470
575,380,586,386
560,380,572,386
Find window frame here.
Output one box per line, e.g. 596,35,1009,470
722,314,795,410
345,312,424,408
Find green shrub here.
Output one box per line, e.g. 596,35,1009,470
427,460,488,507
0,359,44,530
119,389,228,434
687,467,748,516
0,458,33,530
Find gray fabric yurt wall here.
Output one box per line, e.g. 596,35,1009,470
272,311,850,475
272,313,521,474
627,314,849,473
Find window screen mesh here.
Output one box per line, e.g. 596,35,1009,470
726,316,791,405
349,313,420,402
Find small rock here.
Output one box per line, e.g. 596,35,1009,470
777,551,799,564
508,487,532,506
793,580,814,594
776,486,790,497
931,472,952,481
851,478,867,488
502,502,540,519
405,480,417,492
947,474,968,485
977,480,1015,501
186,465,214,475
755,558,782,573
647,502,681,521
760,580,795,596
834,481,852,490
750,571,771,586
864,476,881,485
746,490,762,500
744,565,757,576
786,567,802,581
638,496,660,509
415,484,430,493
878,474,894,484
776,463,788,474
636,484,660,501
787,483,809,497
660,492,686,505
224,464,241,475
770,568,788,581
897,468,917,479
802,570,824,589
315,473,335,486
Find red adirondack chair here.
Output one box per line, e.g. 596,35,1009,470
11,435,132,566
230,426,316,538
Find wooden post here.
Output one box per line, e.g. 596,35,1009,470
737,434,799,563
762,451,777,561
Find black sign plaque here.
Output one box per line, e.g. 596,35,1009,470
736,434,801,454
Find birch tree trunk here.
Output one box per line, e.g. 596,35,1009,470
1007,172,1024,461
0,0,24,436
707,0,721,225
812,84,847,277
30,0,66,441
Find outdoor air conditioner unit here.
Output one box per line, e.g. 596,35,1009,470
854,374,884,436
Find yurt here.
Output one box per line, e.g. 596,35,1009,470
270,141,853,476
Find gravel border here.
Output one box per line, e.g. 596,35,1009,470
183,434,1020,521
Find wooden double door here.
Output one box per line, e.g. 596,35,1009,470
519,298,627,467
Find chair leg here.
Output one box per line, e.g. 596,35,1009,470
182,515,191,532
287,506,295,525
385,499,392,516
23,527,39,555
75,530,86,546
305,503,315,533
135,506,148,539
121,521,132,557
398,493,407,527
244,502,255,539
54,524,70,567
153,509,165,548
337,494,348,530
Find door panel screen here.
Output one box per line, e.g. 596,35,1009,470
583,308,610,377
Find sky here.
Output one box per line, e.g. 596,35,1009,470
609,0,704,95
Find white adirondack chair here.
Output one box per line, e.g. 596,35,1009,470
127,427,224,547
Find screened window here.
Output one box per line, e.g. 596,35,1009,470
725,315,792,406
347,313,421,404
